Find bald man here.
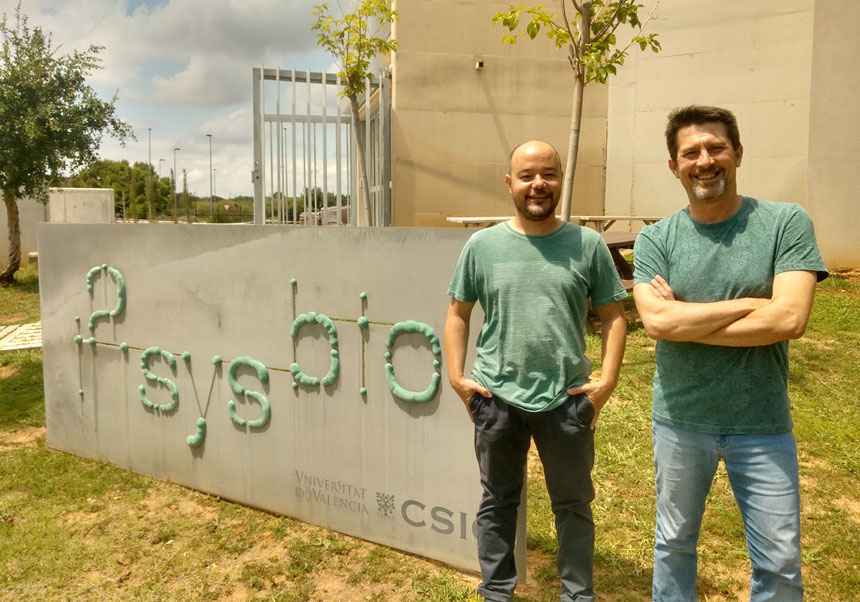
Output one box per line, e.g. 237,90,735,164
444,140,628,602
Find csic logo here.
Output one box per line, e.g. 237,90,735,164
400,499,478,540
377,492,396,519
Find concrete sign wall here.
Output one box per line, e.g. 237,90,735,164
38,224,525,572
1,197,45,263
47,188,114,224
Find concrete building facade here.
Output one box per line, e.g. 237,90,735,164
386,0,857,266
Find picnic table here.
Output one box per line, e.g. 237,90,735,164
601,231,636,290
446,214,663,232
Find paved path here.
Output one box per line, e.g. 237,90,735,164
0,322,42,351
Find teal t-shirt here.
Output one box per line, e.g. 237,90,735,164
448,222,628,412
633,197,828,434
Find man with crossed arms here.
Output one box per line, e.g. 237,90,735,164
633,105,828,601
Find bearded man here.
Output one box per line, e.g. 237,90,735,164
445,139,628,602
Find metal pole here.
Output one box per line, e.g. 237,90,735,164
306,69,312,225
322,71,328,225
206,134,213,216
276,67,282,224
173,147,180,223
291,69,297,224
348,119,355,226
147,127,152,222
313,121,319,224
366,75,373,226
336,74,342,226
268,121,274,223
252,66,265,225
381,69,392,226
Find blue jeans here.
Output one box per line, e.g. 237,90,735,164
652,420,804,602
471,392,596,602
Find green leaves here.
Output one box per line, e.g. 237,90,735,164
311,0,398,100
0,3,132,202
492,5,570,49
491,1,661,82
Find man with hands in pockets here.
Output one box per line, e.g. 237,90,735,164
444,139,627,602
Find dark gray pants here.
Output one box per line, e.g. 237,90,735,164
470,392,596,602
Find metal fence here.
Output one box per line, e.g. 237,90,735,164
251,67,391,226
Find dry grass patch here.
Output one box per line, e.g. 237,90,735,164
0,425,44,450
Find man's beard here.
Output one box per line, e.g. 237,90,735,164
691,173,726,202
515,195,558,221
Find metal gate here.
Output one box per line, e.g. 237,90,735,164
251,67,391,226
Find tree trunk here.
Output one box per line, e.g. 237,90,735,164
560,74,585,223
560,1,591,223
349,94,374,227
0,192,22,285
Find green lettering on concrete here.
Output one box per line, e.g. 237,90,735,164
138,346,179,412
227,356,271,429
85,265,126,333
384,321,443,403
186,417,207,447
289,312,340,388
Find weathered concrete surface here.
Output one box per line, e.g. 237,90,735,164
38,223,528,572
1,188,113,266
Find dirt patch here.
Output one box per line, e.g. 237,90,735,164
0,312,27,325
0,364,21,379
796,336,837,350
0,426,45,450
833,496,860,524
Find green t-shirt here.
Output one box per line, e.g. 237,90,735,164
633,197,828,434
448,222,628,412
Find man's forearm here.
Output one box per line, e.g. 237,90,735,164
646,270,818,347
693,306,800,346
634,283,766,341
693,284,815,346
597,301,626,387
444,305,470,385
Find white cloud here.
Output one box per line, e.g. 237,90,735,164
11,0,336,198
23,0,323,107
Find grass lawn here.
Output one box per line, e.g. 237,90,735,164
1,269,858,601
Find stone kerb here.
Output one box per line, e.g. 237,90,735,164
37,223,524,572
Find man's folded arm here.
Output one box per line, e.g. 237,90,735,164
693,270,817,347
633,277,766,342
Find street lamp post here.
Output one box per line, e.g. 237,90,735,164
147,127,152,222
206,134,213,216
173,147,181,223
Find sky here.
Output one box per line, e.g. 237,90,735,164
9,0,343,198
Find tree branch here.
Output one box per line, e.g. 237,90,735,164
560,0,580,64
606,1,660,55
592,0,627,41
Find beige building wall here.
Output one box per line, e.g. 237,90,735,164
806,0,860,268
0,197,46,265
390,0,609,227
605,0,815,229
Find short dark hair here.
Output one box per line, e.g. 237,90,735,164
665,105,741,160
506,139,562,174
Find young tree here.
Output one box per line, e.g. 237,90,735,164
493,1,660,221
0,3,132,283
311,0,397,227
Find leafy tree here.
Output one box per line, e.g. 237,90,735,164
0,3,132,283
69,159,167,219
493,1,660,221
311,0,397,226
